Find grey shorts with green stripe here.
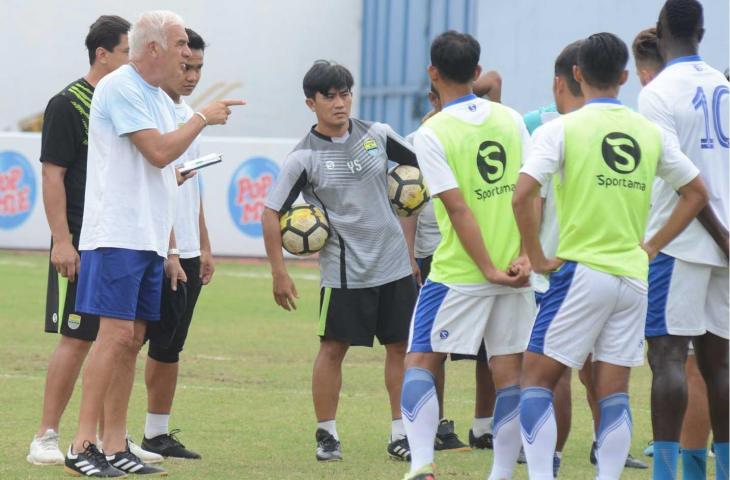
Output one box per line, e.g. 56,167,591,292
318,275,417,347
45,256,99,341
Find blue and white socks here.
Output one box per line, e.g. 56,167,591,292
519,387,556,480
401,368,439,473
595,393,632,480
489,385,522,480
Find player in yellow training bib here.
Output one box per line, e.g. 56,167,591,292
512,32,708,480
400,31,534,480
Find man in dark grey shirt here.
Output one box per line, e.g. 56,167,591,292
263,61,418,463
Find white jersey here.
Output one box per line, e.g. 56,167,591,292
172,101,202,259
80,65,178,258
405,130,441,259
639,56,729,267
527,117,561,294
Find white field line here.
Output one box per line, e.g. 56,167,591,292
0,258,39,268
193,354,232,361
218,270,319,282
0,258,320,282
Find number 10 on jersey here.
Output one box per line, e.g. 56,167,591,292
692,85,729,149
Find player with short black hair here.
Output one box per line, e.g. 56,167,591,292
302,61,354,100
28,13,158,467
576,32,629,90
84,15,132,65
140,27,212,461
513,31,708,479
554,42,583,98
263,60,420,463
185,27,206,51
641,0,729,477
429,31,481,84
400,30,533,480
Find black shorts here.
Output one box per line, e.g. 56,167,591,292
416,255,433,282
318,275,417,347
450,342,488,362
44,242,99,342
147,257,203,363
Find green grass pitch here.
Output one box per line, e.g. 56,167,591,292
0,250,712,479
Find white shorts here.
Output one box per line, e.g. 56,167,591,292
407,280,535,359
528,262,647,369
646,253,729,339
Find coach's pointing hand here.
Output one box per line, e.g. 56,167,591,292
197,99,246,126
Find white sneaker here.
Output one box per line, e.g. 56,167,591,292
128,435,163,464
27,429,65,465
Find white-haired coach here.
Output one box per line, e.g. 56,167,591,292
64,10,244,477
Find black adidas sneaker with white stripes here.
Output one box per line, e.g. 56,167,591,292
387,437,411,461
105,449,168,476
64,442,126,477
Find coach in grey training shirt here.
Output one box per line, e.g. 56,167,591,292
262,61,419,463
267,117,414,288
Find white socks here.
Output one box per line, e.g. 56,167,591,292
317,420,339,440
472,416,493,437
144,413,170,439
391,418,406,441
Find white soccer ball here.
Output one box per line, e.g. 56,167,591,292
280,204,331,256
388,165,430,217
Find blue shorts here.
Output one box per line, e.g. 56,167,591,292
76,248,164,322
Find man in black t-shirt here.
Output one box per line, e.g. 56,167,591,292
27,15,137,467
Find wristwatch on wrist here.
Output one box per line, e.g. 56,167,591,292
168,248,180,256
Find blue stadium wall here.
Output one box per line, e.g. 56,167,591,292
360,0,476,136
359,0,729,135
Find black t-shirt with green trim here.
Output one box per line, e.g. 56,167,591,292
39,78,94,237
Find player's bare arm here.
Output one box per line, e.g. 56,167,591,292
512,173,563,274
473,70,502,102
438,188,527,287
695,204,729,259
129,98,245,168
643,175,709,259
165,229,187,290
262,207,298,311
199,202,215,285
41,162,80,281
399,215,421,286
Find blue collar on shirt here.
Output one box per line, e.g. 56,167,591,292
442,93,478,109
666,54,702,67
586,97,622,105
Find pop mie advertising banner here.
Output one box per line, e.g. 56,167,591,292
0,133,297,257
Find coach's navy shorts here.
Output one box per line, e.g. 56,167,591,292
76,248,164,322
